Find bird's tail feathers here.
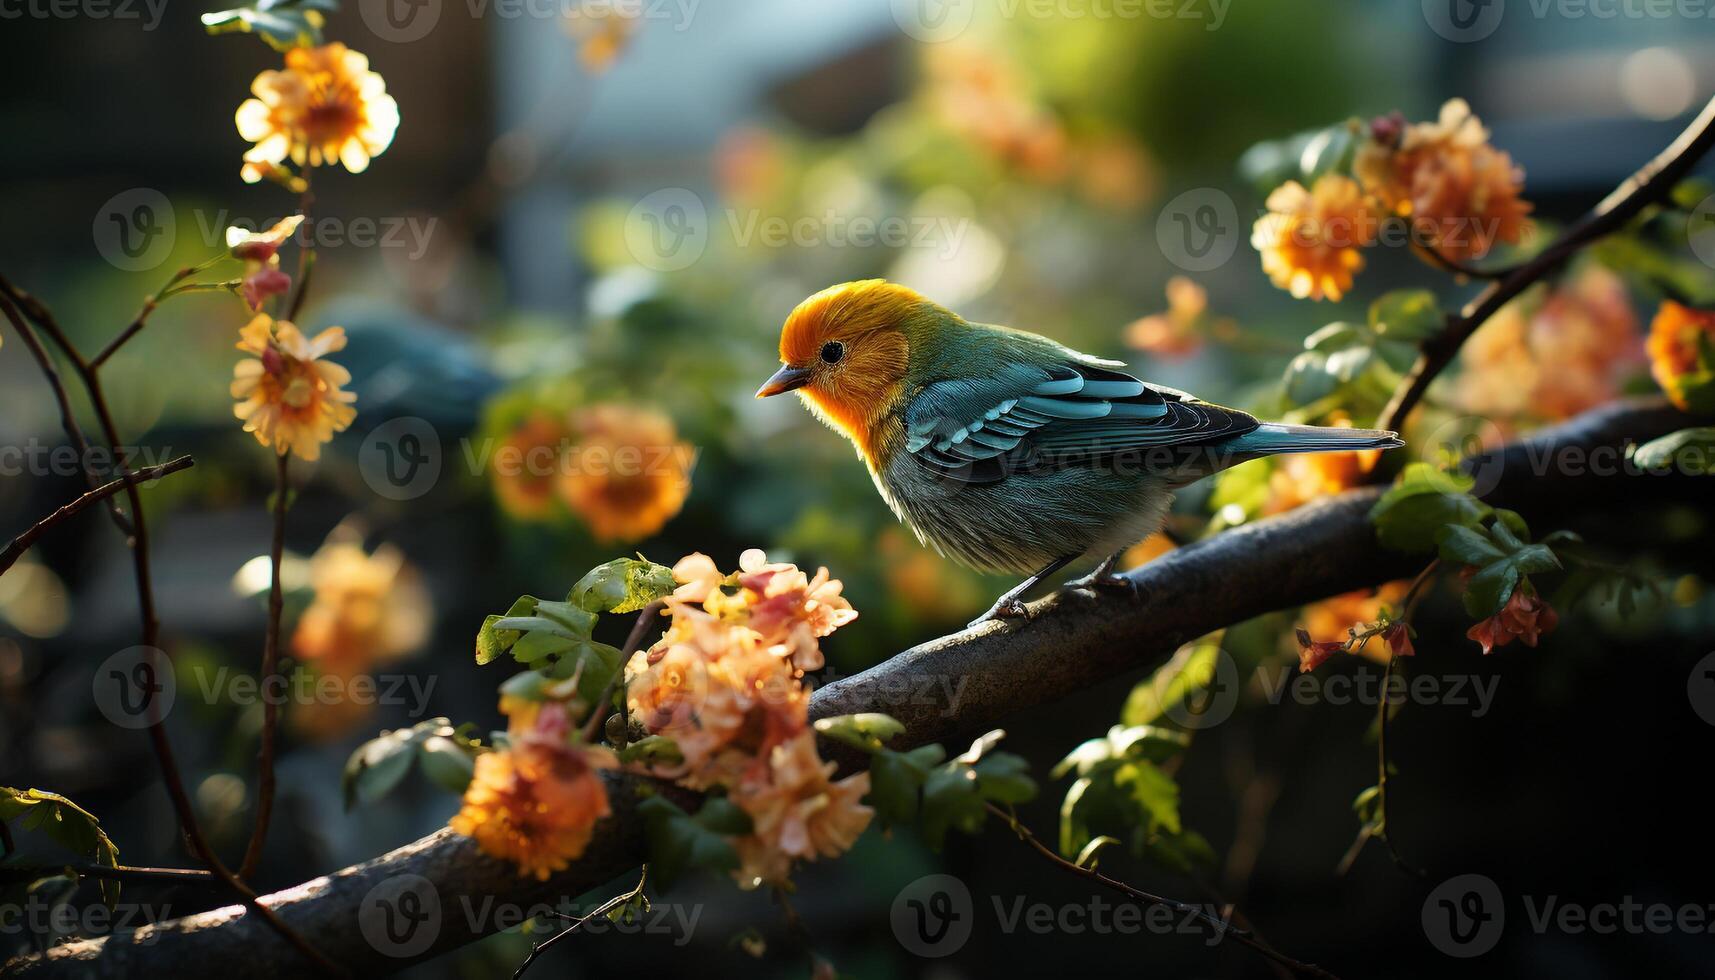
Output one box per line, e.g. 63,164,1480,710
1229,422,1403,456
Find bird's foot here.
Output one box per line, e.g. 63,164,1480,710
1067,570,1139,599
968,597,1030,629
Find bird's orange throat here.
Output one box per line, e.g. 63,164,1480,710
797,373,903,470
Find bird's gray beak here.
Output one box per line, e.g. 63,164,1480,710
756,363,813,398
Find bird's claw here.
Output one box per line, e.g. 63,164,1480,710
1068,571,1139,599
968,597,1030,629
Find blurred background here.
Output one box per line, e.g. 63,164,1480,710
4,0,1715,976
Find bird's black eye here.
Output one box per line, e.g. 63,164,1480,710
820,341,844,364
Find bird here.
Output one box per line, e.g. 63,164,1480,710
756,280,1403,627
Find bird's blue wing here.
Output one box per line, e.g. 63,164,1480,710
902,360,1257,484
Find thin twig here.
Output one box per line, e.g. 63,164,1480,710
1372,655,1423,878
1406,235,1519,281
1,456,195,576
582,600,665,745
0,286,133,534
984,803,1342,979
0,864,218,887
89,255,226,369
1379,94,1715,434
512,867,648,980
241,451,291,880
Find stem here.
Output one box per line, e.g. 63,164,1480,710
1378,93,1715,434
241,451,291,880
285,183,315,322
90,254,227,369
1,456,195,576
582,600,665,745
512,867,648,980
985,802,1341,980
0,274,343,977
1372,655,1423,878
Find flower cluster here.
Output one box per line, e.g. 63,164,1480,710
1647,300,1715,413
231,314,357,460
1125,277,1224,358
629,550,867,888
236,42,400,183
450,697,618,881
1253,99,1532,301
1356,99,1532,262
491,403,695,544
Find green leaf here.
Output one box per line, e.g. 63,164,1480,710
1121,634,1224,727
475,596,542,665
812,713,906,752
569,557,677,614
1139,828,1217,874
639,795,742,891
0,788,122,907
867,745,944,828
973,753,1037,805
200,0,325,51
1463,561,1521,618
920,764,986,850
1369,290,1443,342
1370,464,1493,553
1114,761,1181,835
341,718,460,809
1237,121,1358,194
418,736,478,795
1633,427,1715,474
1074,835,1121,870
618,735,684,768
1052,725,1190,779
1435,525,1506,566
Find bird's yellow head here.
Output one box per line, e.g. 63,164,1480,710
756,279,938,460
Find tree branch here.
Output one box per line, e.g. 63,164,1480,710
5,398,1706,979
1378,94,1715,434
0,456,195,576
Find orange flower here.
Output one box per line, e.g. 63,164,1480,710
924,43,1068,182
556,404,693,544
1252,175,1378,302
231,314,357,460
292,531,429,669
449,738,616,880
1262,416,1384,514
236,43,400,182
1357,99,1531,261
491,413,573,521
1647,300,1715,412
730,732,873,889
1125,277,1208,358
1459,266,1641,423
1466,588,1558,655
